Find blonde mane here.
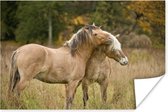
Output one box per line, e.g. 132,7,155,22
64,25,97,56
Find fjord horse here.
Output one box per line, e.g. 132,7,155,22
8,24,113,109
82,34,128,108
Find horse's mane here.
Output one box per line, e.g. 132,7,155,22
64,25,97,56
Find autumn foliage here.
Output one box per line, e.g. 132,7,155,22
126,1,165,47
1,1,165,48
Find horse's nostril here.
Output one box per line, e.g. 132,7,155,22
121,61,128,65
124,61,128,64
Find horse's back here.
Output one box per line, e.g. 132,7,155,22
16,44,47,61
18,43,47,51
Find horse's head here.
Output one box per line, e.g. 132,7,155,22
65,23,113,56
104,34,128,66
82,23,113,46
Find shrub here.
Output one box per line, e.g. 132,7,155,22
121,32,152,48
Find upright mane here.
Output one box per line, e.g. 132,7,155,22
108,34,121,51
90,33,121,60
64,25,97,56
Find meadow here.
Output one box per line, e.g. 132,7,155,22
0,41,165,109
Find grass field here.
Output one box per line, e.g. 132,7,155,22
0,41,165,109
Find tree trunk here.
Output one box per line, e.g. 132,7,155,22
48,10,52,46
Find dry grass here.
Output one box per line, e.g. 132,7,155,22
0,41,165,109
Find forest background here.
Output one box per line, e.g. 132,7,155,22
1,1,165,48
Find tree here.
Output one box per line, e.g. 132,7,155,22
1,1,18,40
15,2,65,45
92,1,132,33
1,1,165,47
126,1,165,46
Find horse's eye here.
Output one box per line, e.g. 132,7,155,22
94,33,97,36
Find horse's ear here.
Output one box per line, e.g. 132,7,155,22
92,22,95,26
99,26,102,29
115,34,120,38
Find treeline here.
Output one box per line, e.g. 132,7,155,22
1,1,165,48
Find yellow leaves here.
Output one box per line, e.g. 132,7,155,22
128,1,146,14
126,5,131,10
138,20,151,32
127,1,165,33
72,16,88,25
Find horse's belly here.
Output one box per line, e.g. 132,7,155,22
35,69,68,84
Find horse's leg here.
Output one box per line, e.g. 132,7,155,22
15,62,41,96
65,80,81,109
82,79,89,108
65,84,68,108
15,77,29,97
100,80,108,104
10,76,29,108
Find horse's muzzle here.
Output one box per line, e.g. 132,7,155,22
119,57,128,66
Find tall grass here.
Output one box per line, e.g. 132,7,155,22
0,42,165,109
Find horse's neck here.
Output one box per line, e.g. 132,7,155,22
89,48,106,63
77,45,95,63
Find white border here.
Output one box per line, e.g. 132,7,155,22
134,76,164,108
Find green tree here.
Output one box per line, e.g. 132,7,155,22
92,2,132,33
1,1,18,40
15,2,65,45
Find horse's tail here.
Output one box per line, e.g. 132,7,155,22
8,51,20,96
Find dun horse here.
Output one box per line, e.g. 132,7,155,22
81,34,128,108
8,24,113,109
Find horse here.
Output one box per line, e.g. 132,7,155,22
8,24,114,109
81,34,128,108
